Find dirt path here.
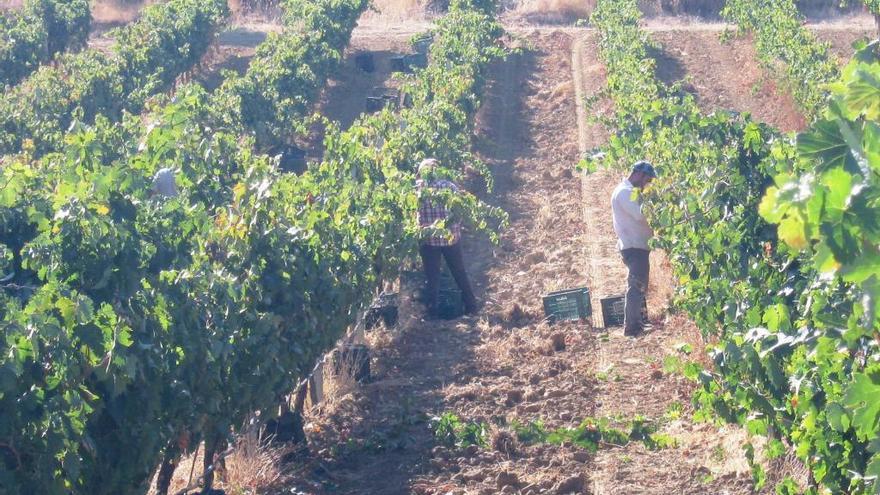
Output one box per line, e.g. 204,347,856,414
287,31,597,495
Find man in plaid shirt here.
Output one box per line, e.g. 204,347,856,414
417,158,478,317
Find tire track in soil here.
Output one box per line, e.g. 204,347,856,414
572,33,766,495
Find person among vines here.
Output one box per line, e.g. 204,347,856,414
416,158,479,318
150,167,179,198
611,161,656,336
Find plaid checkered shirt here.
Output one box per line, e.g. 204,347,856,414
417,179,462,247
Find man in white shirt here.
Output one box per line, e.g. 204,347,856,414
611,161,656,336
151,167,179,198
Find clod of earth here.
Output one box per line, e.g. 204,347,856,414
524,251,547,265
504,303,531,327
554,474,586,494
496,470,521,489
525,387,545,401
491,429,519,457
505,389,525,406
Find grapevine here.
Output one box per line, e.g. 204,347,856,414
0,0,90,88
0,0,230,158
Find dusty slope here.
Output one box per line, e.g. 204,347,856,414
648,25,872,133
650,30,806,132
812,25,875,60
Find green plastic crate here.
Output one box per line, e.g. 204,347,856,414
542,287,592,323
437,288,464,320
600,295,647,328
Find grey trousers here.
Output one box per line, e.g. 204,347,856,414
621,248,649,333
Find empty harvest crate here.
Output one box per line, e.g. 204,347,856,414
600,295,647,328
542,287,592,323
365,292,399,330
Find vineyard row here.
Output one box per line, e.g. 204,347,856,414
0,0,90,88
722,0,841,121
589,0,880,492
0,0,229,159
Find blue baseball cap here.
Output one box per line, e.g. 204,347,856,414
632,160,657,178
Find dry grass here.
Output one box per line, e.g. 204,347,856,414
511,0,596,24
148,429,295,495
215,432,293,494
362,0,431,20
323,349,365,401
92,0,160,25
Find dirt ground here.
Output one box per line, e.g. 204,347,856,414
811,24,876,61
647,25,872,133
650,30,806,132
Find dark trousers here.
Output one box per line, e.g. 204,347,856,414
621,248,649,333
419,243,478,315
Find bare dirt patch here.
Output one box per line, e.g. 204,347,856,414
504,0,596,25
364,0,437,21
651,30,806,132
317,35,413,132
90,0,160,36
192,25,282,92
810,23,875,62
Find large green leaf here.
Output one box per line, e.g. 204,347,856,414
840,66,880,121
820,167,855,219
797,120,856,172
759,186,790,223
844,369,880,441
826,402,852,432
778,213,808,250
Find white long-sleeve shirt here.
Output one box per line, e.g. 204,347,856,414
611,179,653,251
